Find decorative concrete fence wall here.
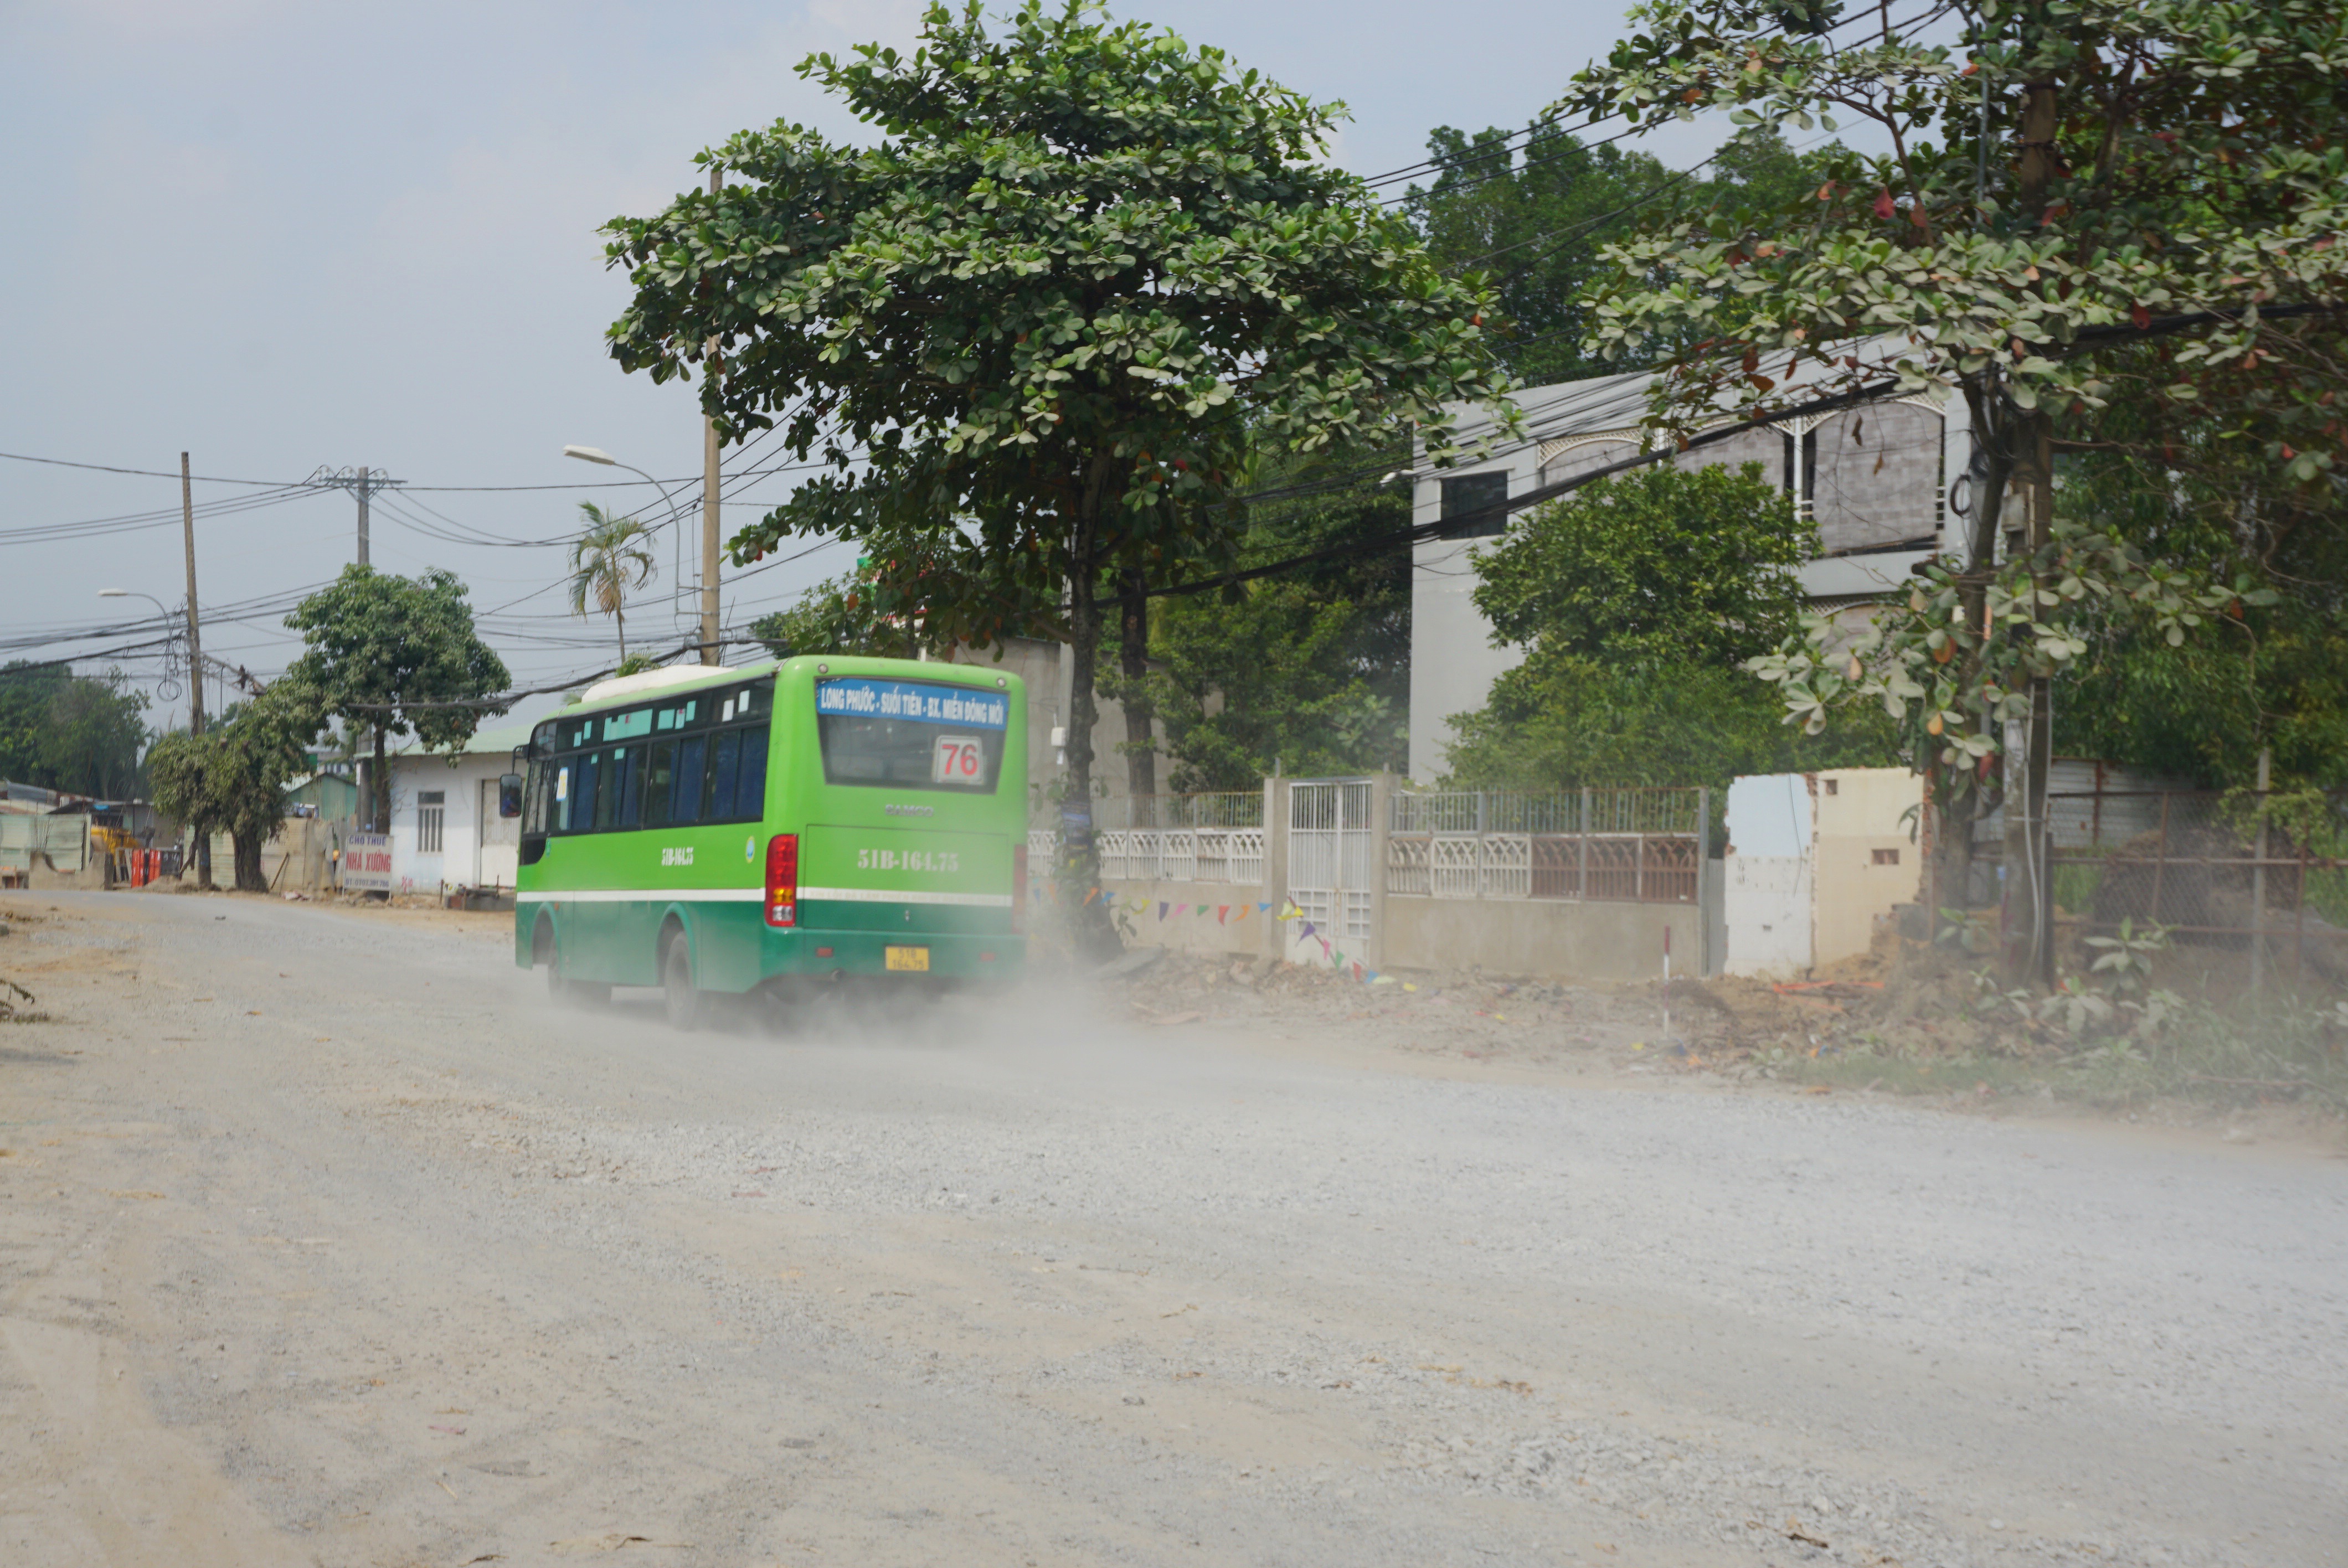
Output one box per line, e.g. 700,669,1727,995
1037,778,1722,983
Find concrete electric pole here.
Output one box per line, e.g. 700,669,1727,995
181,451,212,889
701,166,723,666
308,467,404,565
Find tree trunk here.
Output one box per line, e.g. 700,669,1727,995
1119,570,1157,801
2004,75,2062,986
231,829,267,893
373,723,389,833
1931,372,2019,919
1057,478,1121,958
617,607,627,664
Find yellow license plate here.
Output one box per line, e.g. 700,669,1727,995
884,945,930,973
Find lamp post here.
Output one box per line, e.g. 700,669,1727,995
564,446,698,652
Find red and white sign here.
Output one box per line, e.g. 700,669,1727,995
930,733,985,786
343,831,394,893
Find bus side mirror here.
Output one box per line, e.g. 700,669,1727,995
499,773,524,818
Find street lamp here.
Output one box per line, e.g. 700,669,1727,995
97,587,174,620
99,587,193,719
564,444,694,642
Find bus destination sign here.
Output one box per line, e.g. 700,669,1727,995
816,678,1008,731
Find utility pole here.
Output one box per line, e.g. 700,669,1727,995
181,452,212,890
308,467,404,565
701,165,724,667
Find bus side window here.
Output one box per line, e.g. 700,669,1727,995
570,750,601,833
642,741,675,828
616,745,647,829
595,749,627,832
522,761,547,836
704,730,743,821
670,735,707,824
735,726,770,819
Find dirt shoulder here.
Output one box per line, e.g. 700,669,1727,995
1109,943,2348,1159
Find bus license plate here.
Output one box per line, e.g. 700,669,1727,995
885,945,930,972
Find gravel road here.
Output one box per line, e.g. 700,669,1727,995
1,891,2342,1568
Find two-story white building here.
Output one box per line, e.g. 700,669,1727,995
1408,364,1979,780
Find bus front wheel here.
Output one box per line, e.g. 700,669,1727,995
661,929,704,1033
539,922,607,1008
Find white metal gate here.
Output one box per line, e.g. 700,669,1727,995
1288,779,1373,956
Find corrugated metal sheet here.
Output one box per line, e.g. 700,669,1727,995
0,812,89,872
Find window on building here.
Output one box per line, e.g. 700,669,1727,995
418,790,445,854
1440,472,1510,539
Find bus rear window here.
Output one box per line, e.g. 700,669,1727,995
816,677,1008,792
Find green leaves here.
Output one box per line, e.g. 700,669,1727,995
1470,462,1816,671
1556,0,2348,485
146,675,327,884
566,502,658,659
1745,522,2263,808
602,0,1512,586
0,663,149,800
282,565,511,752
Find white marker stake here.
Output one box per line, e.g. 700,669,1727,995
1662,926,1671,1047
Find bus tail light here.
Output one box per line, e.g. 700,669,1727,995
1011,843,1028,935
765,833,799,928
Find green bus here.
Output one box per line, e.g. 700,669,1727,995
514,656,1028,1027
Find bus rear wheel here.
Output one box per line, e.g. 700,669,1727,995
661,930,703,1033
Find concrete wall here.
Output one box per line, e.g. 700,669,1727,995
1723,767,1922,978
1103,880,1272,958
1810,767,1923,967
1384,894,1696,984
1724,856,1811,978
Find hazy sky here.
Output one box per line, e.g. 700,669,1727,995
0,0,1723,735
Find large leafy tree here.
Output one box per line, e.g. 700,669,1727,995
1140,446,1415,790
1561,0,2347,969
0,662,150,798
1407,123,1841,385
283,566,511,831
600,1,1511,917
147,679,322,891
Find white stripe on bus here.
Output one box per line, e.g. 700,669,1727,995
518,886,1012,909
519,888,760,904
798,886,1013,909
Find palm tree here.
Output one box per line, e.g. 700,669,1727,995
567,502,657,662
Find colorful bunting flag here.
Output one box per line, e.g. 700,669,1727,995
1216,905,1229,924
1156,901,1170,920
